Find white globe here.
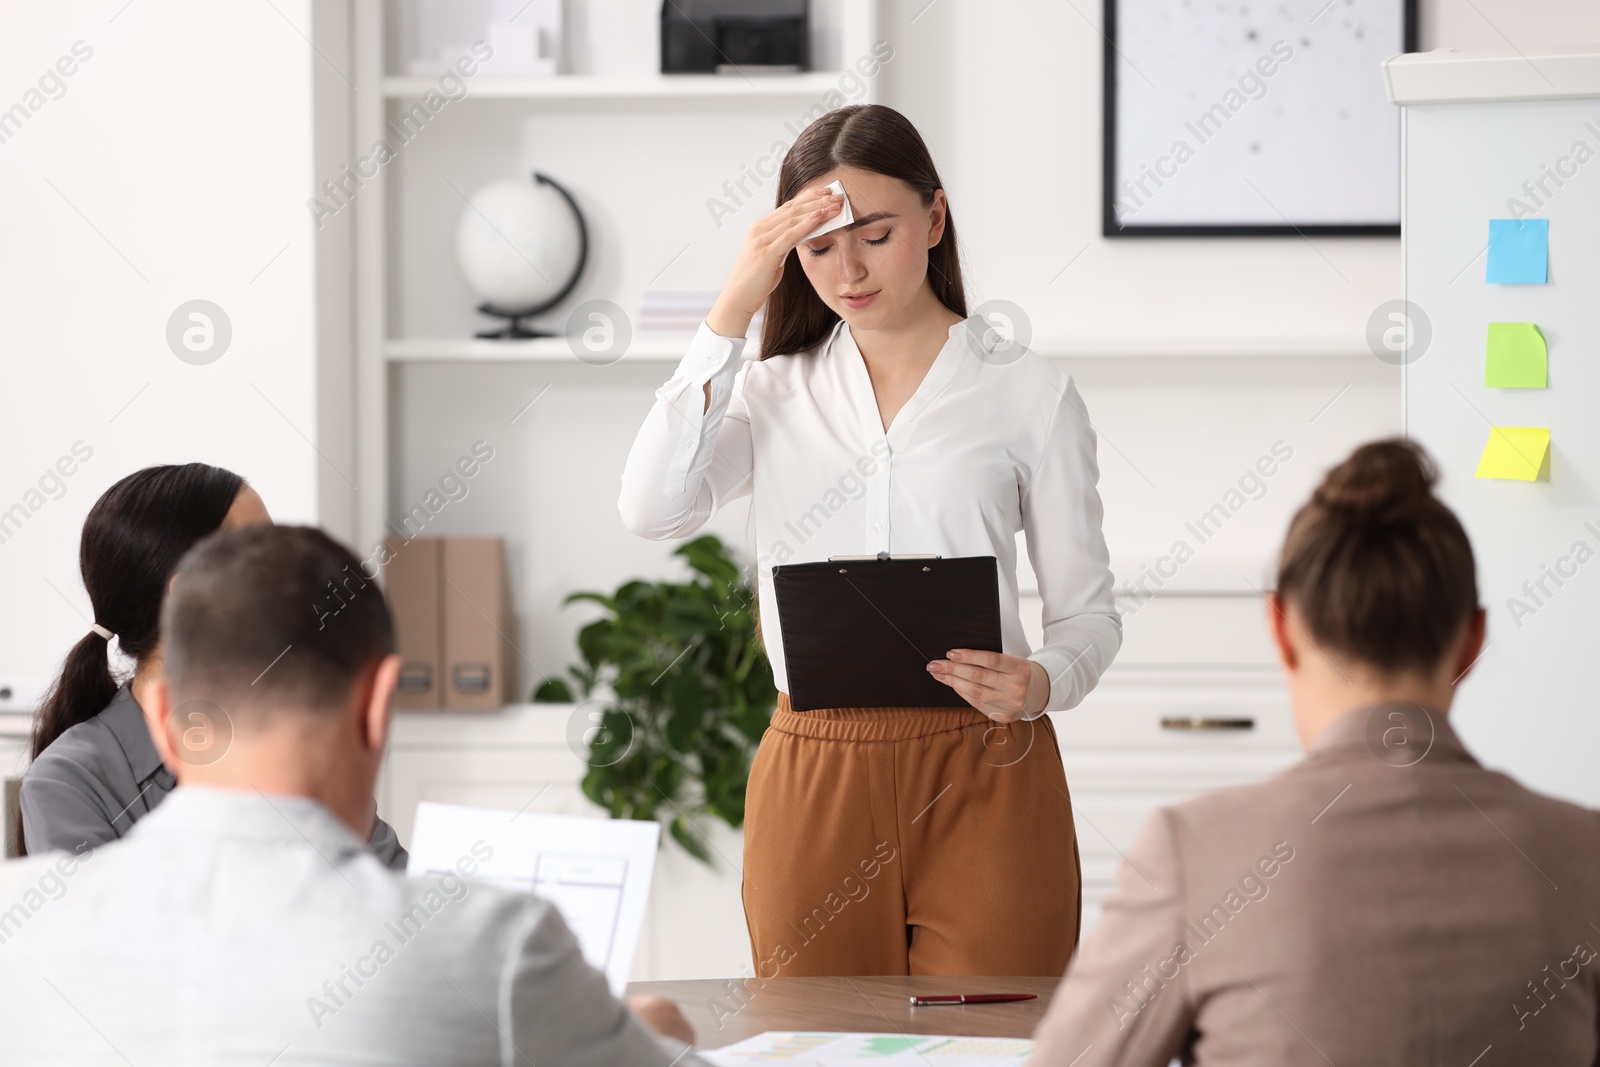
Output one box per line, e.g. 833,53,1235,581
454,178,584,310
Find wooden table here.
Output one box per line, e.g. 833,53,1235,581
627,975,1060,1050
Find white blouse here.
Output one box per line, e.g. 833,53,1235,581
617,315,1121,716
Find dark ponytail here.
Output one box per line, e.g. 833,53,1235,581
31,463,245,761
1276,439,1478,673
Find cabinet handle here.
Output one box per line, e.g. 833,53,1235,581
1160,717,1255,731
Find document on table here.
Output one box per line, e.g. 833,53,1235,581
405,801,659,996
702,1032,1034,1064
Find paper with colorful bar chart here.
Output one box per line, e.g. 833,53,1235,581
702,1032,1033,1065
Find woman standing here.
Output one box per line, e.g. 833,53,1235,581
21,463,407,868
619,105,1119,975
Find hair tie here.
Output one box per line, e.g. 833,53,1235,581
89,623,114,641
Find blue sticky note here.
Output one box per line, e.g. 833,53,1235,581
1487,218,1548,284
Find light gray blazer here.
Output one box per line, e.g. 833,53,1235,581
0,786,707,1066
1027,707,1600,1067
20,683,407,868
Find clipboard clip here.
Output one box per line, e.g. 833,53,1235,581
827,552,942,562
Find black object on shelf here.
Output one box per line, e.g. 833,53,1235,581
474,171,589,340
661,0,809,75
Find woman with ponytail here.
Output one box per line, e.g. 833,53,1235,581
22,464,407,869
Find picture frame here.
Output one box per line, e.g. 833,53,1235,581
1102,0,1418,237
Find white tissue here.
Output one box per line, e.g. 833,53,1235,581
800,179,855,242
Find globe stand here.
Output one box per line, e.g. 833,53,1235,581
469,171,590,341
474,303,557,340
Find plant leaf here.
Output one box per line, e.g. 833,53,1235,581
541,534,772,858
533,678,574,703
669,815,713,865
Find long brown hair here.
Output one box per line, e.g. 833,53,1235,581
1276,439,1478,673
760,104,966,359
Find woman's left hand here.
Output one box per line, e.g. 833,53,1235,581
927,650,1051,723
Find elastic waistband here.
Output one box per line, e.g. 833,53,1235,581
767,692,993,741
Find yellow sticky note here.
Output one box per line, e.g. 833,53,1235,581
1485,323,1547,388
1475,427,1550,481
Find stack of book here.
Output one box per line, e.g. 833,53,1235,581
636,290,719,338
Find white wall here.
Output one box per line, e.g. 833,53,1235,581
0,1,330,688
883,0,1600,350
869,0,1600,594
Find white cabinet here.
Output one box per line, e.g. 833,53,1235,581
1059,666,1298,933
378,706,603,846
1,714,34,859
1042,590,1300,932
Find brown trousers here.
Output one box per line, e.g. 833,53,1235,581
741,693,1081,977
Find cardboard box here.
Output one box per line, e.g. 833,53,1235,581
441,537,506,711
384,538,443,710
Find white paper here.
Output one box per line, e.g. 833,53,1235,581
703,1031,1033,1065
405,801,659,997
801,179,855,242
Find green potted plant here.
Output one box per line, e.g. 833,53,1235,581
533,534,776,864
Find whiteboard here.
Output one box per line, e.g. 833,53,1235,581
1109,0,1406,231
1402,95,1600,807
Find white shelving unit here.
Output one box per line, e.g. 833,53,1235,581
351,0,883,554
385,335,1365,363
384,335,701,362
342,4,885,980
383,71,860,101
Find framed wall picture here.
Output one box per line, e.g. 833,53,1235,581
1103,0,1417,237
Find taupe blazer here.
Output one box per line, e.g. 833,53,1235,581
20,683,407,868
1028,705,1600,1067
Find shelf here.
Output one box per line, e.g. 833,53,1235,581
386,335,1371,363
1031,335,1369,359
384,71,851,101
385,337,694,362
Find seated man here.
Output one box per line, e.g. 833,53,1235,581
1028,440,1600,1066
0,524,707,1066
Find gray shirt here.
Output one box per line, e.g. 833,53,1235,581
19,683,407,868
0,786,704,1066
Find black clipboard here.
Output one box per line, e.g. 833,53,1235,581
772,553,1004,711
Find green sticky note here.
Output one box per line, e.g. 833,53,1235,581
1485,322,1547,388
1475,426,1549,481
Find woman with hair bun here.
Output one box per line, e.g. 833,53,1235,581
20,464,407,869
1028,438,1600,1067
